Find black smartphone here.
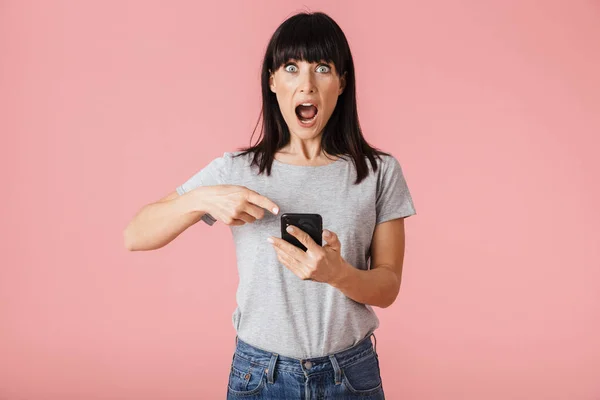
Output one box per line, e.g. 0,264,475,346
280,213,323,251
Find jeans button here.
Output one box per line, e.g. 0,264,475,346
304,361,313,369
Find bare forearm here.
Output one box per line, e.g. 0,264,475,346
330,261,400,308
124,190,206,251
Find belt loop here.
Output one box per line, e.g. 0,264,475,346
371,332,377,355
266,353,278,384
329,355,342,385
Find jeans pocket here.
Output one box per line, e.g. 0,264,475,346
341,351,383,395
227,353,267,396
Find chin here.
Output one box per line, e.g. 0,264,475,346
291,130,321,139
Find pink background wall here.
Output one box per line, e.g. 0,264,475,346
1,1,599,399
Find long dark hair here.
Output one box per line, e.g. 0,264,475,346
234,11,390,184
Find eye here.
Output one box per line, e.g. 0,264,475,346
284,62,331,73
284,63,298,73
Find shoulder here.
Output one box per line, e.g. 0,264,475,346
199,151,246,182
225,150,254,167
379,153,401,166
368,153,402,176
227,150,248,159
218,151,258,180
211,150,247,165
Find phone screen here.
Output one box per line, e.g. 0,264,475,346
280,213,323,251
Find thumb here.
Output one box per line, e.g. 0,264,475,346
322,229,341,251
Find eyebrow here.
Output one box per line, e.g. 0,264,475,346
286,59,330,65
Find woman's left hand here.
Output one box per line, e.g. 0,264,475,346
268,226,347,284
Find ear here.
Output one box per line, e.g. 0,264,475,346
269,70,276,93
338,72,347,95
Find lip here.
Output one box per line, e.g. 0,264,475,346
297,114,318,128
294,100,319,111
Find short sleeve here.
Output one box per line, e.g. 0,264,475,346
175,152,233,226
375,155,416,225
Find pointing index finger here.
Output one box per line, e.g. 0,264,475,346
247,190,279,215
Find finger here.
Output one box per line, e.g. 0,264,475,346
322,229,341,251
285,225,318,253
274,247,310,280
241,202,266,220
269,236,309,263
246,189,279,215
234,211,257,224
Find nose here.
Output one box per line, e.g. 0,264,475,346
298,70,316,93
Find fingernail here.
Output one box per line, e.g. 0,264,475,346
323,230,331,237
273,207,279,214
286,226,294,233
266,237,274,243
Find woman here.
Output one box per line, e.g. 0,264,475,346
124,10,416,399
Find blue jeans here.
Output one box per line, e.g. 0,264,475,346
226,332,385,399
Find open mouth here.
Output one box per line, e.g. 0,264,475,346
295,104,318,125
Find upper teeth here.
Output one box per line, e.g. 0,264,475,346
301,103,314,106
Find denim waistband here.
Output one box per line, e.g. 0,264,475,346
232,332,378,378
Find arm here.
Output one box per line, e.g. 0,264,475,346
123,189,208,251
269,217,407,308
331,217,406,308
124,185,280,251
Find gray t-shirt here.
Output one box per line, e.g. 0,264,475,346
176,150,416,359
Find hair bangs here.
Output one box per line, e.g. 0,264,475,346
271,15,345,75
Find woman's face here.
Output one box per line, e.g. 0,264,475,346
269,59,346,139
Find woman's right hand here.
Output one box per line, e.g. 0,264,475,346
195,185,279,226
